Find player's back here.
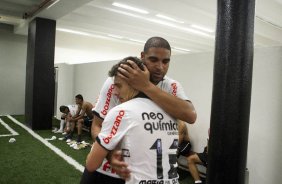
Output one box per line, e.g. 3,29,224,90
119,97,179,184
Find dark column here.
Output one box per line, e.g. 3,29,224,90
207,0,255,184
25,17,56,130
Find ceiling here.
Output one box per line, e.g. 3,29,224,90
0,0,282,64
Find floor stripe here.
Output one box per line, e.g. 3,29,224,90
7,115,84,173
0,118,19,137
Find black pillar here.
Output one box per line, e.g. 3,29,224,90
207,0,255,184
25,17,56,130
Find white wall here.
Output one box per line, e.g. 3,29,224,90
247,46,282,184
73,60,118,104
69,46,282,184
0,27,27,115
54,63,75,117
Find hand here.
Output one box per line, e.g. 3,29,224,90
117,60,151,92
110,150,131,180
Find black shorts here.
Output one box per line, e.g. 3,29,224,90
197,147,208,166
178,140,192,157
83,116,93,127
80,168,125,184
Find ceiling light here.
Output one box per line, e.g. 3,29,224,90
56,28,91,36
128,38,145,44
156,14,184,24
107,34,123,39
191,24,214,33
148,18,212,37
112,2,149,14
172,47,191,52
46,0,60,9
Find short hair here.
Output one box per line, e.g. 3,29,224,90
75,94,83,101
108,56,144,77
59,105,68,113
143,37,171,53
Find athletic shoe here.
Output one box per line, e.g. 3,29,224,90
52,127,58,133
54,130,63,133
45,136,56,141
69,141,77,147
64,133,73,141
66,139,72,143
70,143,77,147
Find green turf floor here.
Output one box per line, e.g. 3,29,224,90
0,115,83,184
0,115,195,184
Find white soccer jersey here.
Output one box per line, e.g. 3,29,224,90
93,76,189,119
97,97,179,184
67,105,78,117
93,77,120,119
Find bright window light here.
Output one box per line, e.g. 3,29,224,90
191,24,214,33
112,2,149,14
156,14,184,24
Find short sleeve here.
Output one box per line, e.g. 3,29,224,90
93,77,119,119
168,80,189,101
97,107,131,151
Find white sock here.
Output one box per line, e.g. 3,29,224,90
59,120,65,131
195,180,202,183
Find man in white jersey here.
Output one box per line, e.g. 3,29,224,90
56,105,78,134
86,56,180,184
80,37,197,183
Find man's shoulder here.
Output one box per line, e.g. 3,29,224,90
83,101,93,107
162,75,179,84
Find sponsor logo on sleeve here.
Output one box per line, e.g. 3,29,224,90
103,110,125,144
101,84,114,116
171,83,177,96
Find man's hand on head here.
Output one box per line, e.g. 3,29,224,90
117,60,150,92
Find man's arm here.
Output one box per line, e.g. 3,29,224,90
72,105,82,119
117,60,197,123
91,115,103,140
86,142,108,172
72,105,86,121
142,83,196,123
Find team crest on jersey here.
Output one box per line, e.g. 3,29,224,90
103,110,125,144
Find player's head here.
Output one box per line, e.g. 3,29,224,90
59,105,69,113
109,56,144,103
75,94,83,104
141,37,171,84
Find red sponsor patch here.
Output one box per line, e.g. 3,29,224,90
171,82,177,96
101,84,114,116
103,110,125,144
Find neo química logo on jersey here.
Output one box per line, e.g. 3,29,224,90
142,112,177,134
